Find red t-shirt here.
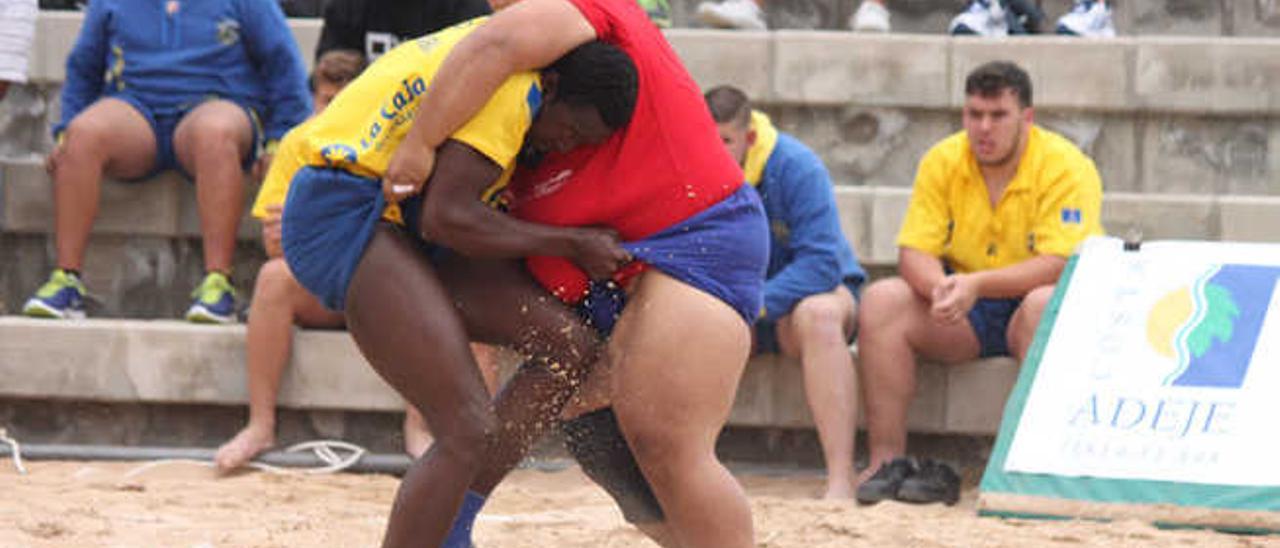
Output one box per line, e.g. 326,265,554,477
509,0,744,302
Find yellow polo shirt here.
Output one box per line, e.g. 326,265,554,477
897,125,1104,273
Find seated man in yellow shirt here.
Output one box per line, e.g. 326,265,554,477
855,61,1104,506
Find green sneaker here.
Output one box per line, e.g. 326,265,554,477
22,268,87,319
185,271,237,324
636,0,672,28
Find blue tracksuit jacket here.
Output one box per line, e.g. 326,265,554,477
54,0,311,142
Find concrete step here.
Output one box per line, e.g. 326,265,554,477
25,12,1280,114
661,0,1280,38
11,12,1280,196
0,316,1019,435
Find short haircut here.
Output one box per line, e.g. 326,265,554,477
964,61,1033,108
703,85,752,130
309,49,367,92
546,41,639,130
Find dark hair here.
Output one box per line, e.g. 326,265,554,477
546,41,639,130
309,49,367,92
964,61,1033,108
703,85,752,129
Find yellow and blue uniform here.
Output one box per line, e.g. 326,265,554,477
252,119,314,220
279,17,544,311
898,125,1104,355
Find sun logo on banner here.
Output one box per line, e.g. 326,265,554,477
1146,265,1280,388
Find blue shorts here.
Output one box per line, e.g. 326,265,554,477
753,276,862,355
968,297,1022,358
281,166,389,311
620,185,769,326
112,94,263,180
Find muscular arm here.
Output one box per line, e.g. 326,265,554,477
420,140,626,277
389,0,596,186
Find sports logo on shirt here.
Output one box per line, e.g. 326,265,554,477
320,144,358,167
217,19,241,46
1061,207,1083,224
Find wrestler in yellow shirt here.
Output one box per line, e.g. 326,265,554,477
257,18,539,222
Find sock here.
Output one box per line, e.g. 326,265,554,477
442,490,487,548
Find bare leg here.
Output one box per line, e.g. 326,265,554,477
775,285,858,500
215,258,343,471
345,226,497,548
50,98,157,271
612,270,753,548
404,343,503,458
172,100,253,274
430,253,603,494
855,277,979,484
1007,285,1055,363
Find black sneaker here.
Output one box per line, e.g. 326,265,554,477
855,457,917,505
895,458,961,505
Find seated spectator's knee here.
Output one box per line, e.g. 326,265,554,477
858,278,917,333
252,259,298,305
1012,285,1054,331
1022,285,1055,315
791,295,848,339
61,114,116,160
184,109,251,161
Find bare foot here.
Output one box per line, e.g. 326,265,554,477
822,482,856,501
214,425,275,472
402,407,434,458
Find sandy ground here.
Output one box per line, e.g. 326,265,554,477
1,460,1277,547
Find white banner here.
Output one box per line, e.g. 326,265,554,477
1005,237,1280,486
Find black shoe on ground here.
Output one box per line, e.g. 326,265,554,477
855,457,917,505
895,458,961,505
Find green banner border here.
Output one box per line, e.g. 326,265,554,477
979,255,1280,515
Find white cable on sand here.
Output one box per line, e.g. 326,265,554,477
121,439,368,480
0,428,27,475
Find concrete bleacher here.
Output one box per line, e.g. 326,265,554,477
2,11,1279,441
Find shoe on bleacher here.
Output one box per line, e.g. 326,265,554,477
856,456,917,505
695,0,766,30
636,0,672,28
895,458,961,505
850,0,891,32
185,271,237,324
1055,0,1115,37
949,0,1008,37
22,268,87,320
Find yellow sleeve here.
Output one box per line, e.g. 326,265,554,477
251,125,309,219
1031,152,1105,257
896,147,952,256
450,73,541,169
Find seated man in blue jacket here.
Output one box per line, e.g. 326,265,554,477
706,85,867,500
23,0,311,323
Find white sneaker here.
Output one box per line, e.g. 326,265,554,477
850,0,891,32
1056,0,1115,37
696,0,766,30
949,0,1008,37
